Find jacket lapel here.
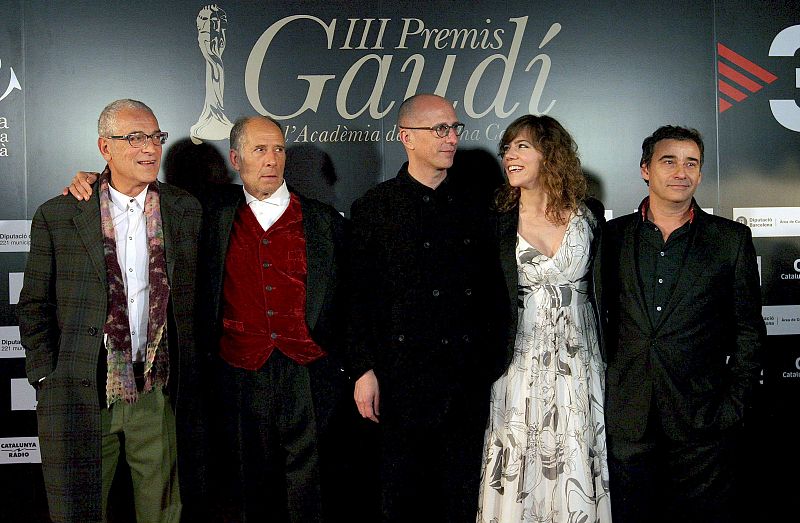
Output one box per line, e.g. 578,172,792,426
621,217,653,331
158,183,182,282
215,190,242,283
204,187,243,330
302,201,331,331
73,190,106,287
497,211,519,308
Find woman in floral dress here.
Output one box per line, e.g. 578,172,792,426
477,115,611,523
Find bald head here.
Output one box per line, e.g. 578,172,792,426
396,94,459,186
398,94,453,127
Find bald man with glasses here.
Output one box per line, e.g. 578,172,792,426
347,93,507,522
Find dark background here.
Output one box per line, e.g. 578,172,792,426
1,1,798,520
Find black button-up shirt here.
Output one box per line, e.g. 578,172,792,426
637,201,694,324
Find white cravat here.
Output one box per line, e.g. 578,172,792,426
244,181,291,231
108,185,149,363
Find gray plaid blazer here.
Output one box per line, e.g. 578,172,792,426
18,179,204,523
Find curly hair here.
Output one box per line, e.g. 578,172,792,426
494,115,586,224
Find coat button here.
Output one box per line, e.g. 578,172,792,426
441,338,449,345
464,238,471,245
462,335,471,343
464,288,472,296
262,238,270,245
397,334,405,342
87,327,98,336
271,332,278,340
423,241,431,249
422,195,431,203
432,289,440,297
81,379,91,387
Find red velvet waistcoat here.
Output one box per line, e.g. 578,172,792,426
218,194,326,370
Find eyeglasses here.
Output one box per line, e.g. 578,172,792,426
106,131,169,148
399,123,465,138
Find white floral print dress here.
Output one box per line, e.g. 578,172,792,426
478,206,611,523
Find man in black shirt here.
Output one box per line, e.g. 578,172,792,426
600,125,765,523
347,93,506,522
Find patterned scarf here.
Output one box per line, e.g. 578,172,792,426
99,167,170,406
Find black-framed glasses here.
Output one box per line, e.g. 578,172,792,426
399,123,465,138
106,131,169,148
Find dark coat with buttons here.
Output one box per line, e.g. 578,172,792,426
18,179,205,523
348,164,508,420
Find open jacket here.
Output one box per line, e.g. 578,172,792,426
600,201,765,441
196,184,350,432
18,179,205,523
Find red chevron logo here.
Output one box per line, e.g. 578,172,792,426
717,43,778,113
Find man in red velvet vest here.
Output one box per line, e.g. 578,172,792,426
197,116,351,523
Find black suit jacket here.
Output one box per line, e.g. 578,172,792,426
197,184,349,429
601,201,765,442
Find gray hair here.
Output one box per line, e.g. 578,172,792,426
97,99,154,137
230,115,283,153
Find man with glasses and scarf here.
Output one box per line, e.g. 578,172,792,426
18,99,205,522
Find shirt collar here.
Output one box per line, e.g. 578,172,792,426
398,163,451,195
243,180,290,206
639,196,696,224
109,184,148,213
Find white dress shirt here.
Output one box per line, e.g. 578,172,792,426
109,185,149,363
244,181,291,231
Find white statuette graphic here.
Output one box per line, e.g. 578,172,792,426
190,5,233,144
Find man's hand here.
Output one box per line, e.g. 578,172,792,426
354,369,380,423
61,171,98,200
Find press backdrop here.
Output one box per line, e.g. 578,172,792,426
1,1,798,520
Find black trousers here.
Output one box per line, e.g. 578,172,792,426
217,352,322,523
608,414,742,523
377,379,489,523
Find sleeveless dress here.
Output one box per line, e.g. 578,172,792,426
477,206,611,523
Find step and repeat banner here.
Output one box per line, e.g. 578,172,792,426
0,0,798,517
